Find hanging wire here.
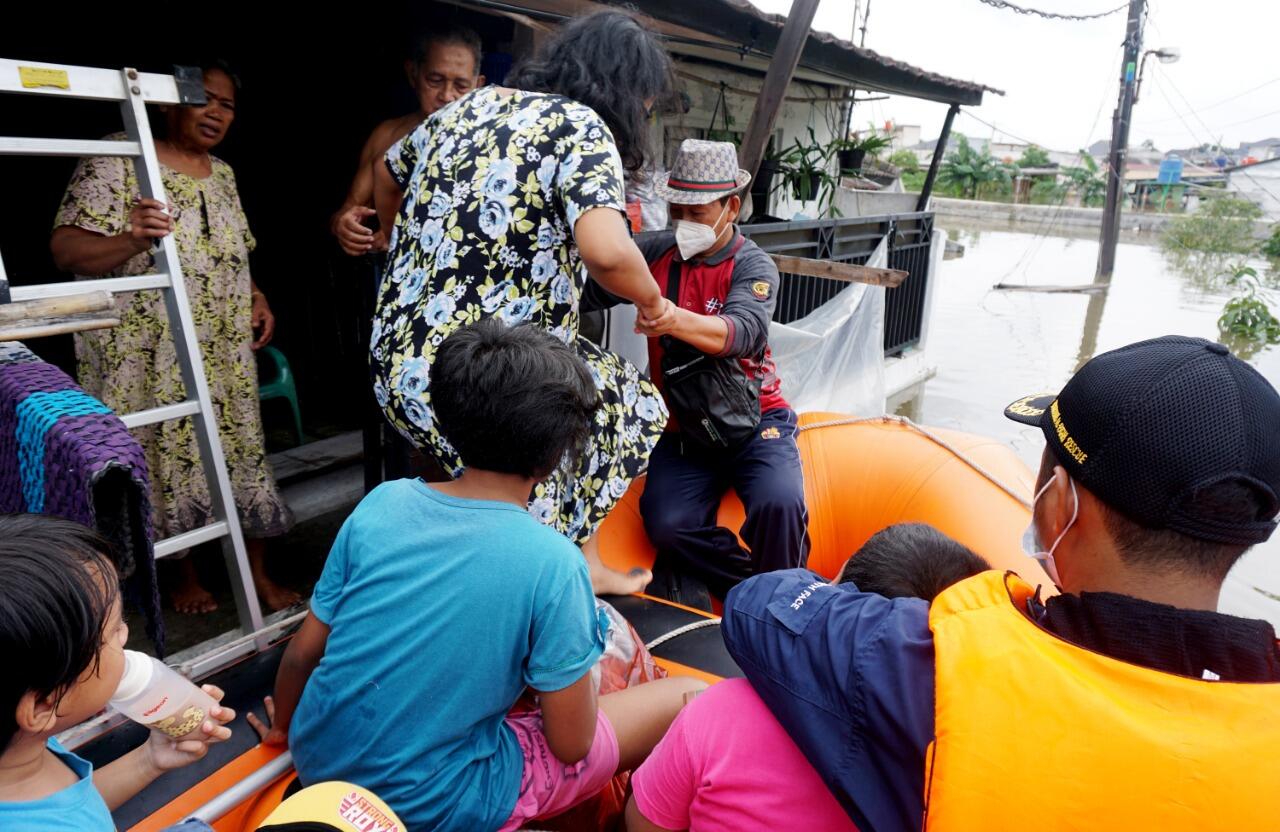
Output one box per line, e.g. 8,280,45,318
976,0,1128,21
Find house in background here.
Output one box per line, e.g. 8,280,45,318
1226,157,1280,220
1238,137,1280,165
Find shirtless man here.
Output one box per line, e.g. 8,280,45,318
331,25,485,255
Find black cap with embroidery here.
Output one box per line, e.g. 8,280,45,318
1004,335,1280,545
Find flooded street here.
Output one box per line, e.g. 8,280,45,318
900,220,1280,627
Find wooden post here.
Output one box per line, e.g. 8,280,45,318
915,102,958,212
737,0,821,186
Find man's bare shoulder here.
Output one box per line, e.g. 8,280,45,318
367,113,425,155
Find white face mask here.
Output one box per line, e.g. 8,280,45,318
1021,476,1078,585
674,201,731,261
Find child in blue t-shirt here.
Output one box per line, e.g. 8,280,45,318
0,515,234,831
251,319,704,831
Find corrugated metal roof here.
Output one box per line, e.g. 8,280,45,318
714,0,1003,101
452,0,1001,105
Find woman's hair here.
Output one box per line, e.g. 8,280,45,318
0,514,118,750
432,319,601,480
838,523,990,602
201,58,241,91
507,9,673,174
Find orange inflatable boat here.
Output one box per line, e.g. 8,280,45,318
103,413,1035,831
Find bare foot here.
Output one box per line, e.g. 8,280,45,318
580,533,652,596
589,563,652,596
247,539,302,611
170,558,218,614
171,582,219,614
255,576,302,611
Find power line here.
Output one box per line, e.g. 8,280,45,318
957,110,1042,149
1144,76,1280,124
1219,108,1280,130
1148,68,1280,204
975,0,1128,21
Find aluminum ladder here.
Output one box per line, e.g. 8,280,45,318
0,58,267,645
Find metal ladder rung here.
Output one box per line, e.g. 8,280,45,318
154,521,231,559
9,274,171,301
0,137,140,157
0,59,182,104
119,400,200,429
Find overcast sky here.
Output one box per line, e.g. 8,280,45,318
748,0,1279,153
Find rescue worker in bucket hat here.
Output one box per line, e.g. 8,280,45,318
586,138,809,609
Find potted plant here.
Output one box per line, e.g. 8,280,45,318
775,128,831,202
832,129,893,173
750,140,784,209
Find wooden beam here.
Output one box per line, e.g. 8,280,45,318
0,290,113,323
737,0,821,186
769,254,907,287
916,102,958,212
0,315,120,341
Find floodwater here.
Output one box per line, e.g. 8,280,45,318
897,220,1280,627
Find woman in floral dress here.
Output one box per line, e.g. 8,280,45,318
372,11,674,594
51,63,297,614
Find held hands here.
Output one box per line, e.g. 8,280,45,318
142,685,235,773
636,297,679,337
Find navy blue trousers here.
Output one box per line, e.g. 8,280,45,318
640,407,810,598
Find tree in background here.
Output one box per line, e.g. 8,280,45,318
889,149,921,173
1063,153,1107,207
890,149,925,191
937,135,1013,200
1017,145,1052,169
1163,197,1263,257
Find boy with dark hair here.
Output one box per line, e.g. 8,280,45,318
0,514,233,830
254,320,703,832
837,523,991,601
625,522,988,832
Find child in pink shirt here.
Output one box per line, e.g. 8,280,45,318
625,523,989,831
628,677,855,832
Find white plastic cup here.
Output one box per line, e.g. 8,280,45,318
110,650,219,741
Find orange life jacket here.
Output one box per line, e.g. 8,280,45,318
924,570,1280,830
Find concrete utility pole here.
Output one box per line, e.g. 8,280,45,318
1096,0,1146,280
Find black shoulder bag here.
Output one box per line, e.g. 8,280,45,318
658,256,762,452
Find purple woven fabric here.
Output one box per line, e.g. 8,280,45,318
0,357,164,653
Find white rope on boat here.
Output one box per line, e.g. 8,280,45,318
797,415,1034,510
645,617,721,651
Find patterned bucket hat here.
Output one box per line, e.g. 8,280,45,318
655,139,752,205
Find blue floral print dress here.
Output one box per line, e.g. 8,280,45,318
373,87,667,544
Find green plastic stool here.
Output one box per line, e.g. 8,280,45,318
257,345,305,446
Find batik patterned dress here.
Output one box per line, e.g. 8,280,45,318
373,87,667,544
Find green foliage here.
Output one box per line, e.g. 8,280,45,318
773,127,840,217
1164,197,1264,257
901,169,927,192
1017,145,1052,168
889,149,921,173
1029,178,1067,204
937,135,1013,200
1219,263,1280,358
1262,225,1280,260
1062,153,1106,207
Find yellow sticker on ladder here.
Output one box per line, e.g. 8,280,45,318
18,66,70,90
